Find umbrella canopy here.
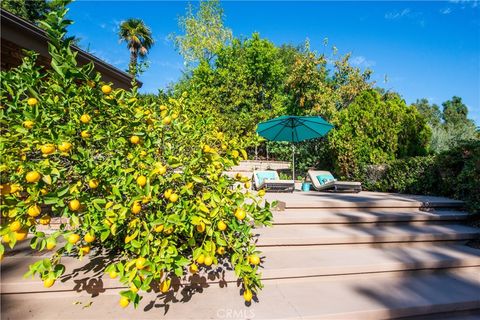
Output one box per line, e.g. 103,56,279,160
257,115,333,143
256,115,334,181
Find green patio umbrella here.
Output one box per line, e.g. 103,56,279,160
256,115,334,180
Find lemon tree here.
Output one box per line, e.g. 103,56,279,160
0,2,272,308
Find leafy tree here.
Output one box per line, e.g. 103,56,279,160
119,18,154,77
284,43,373,120
329,90,430,177
1,0,50,22
171,0,232,65
413,96,477,153
175,33,287,140
442,96,474,126
1,3,273,308
412,98,442,127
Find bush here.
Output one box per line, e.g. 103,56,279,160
0,5,272,308
355,140,480,213
329,90,431,178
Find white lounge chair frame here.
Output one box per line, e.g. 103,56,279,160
253,170,295,193
308,170,362,193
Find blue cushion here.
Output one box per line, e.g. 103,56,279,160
317,173,335,185
256,171,277,185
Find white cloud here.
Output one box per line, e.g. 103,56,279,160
385,8,411,20
440,7,452,14
351,56,376,68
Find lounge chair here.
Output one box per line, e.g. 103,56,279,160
308,170,361,193
253,170,295,193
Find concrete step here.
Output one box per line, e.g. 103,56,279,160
3,243,479,294
272,208,469,225
265,191,465,210
1,268,479,319
259,244,480,279
256,224,480,246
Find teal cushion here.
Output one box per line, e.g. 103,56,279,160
316,173,335,185
256,171,277,185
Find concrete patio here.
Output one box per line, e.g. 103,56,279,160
1,191,479,319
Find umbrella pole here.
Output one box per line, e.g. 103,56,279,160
292,144,295,181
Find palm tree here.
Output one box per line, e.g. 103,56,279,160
118,18,154,77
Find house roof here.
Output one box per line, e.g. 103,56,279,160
1,8,142,89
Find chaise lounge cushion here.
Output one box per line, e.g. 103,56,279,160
255,171,278,186
316,173,336,185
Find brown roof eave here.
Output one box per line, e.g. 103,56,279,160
0,9,142,88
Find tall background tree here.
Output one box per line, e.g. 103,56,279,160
171,0,232,65
413,96,478,153
118,18,154,77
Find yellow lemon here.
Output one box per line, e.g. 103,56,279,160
46,239,56,250
43,278,55,288
136,175,147,187
162,116,172,125
88,179,99,189
154,224,164,233
68,199,80,211
217,220,227,231
101,85,112,94
119,297,129,308
68,233,80,244
2,234,11,244
15,229,28,241
130,284,139,293
131,202,142,214
41,144,56,155
169,193,179,203
204,255,213,267
39,215,51,225
130,135,140,144
80,246,90,255
164,189,172,199
189,264,198,274
27,204,41,217
58,141,72,152
9,221,21,232
23,120,35,129
27,98,38,106
84,233,95,243
243,289,253,302
234,208,246,221
136,257,146,270
258,189,266,197
160,279,171,293
80,114,91,124
80,130,90,139
25,171,41,183
196,254,205,265
196,222,206,233
248,255,260,265
217,247,226,255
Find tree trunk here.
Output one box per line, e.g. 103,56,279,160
129,51,138,77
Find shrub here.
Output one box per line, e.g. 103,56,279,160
0,4,272,308
329,90,431,177
355,140,480,213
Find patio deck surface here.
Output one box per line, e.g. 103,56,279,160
264,191,465,209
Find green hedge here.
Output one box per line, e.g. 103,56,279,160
354,140,480,214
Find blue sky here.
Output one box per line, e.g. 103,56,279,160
67,1,480,124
